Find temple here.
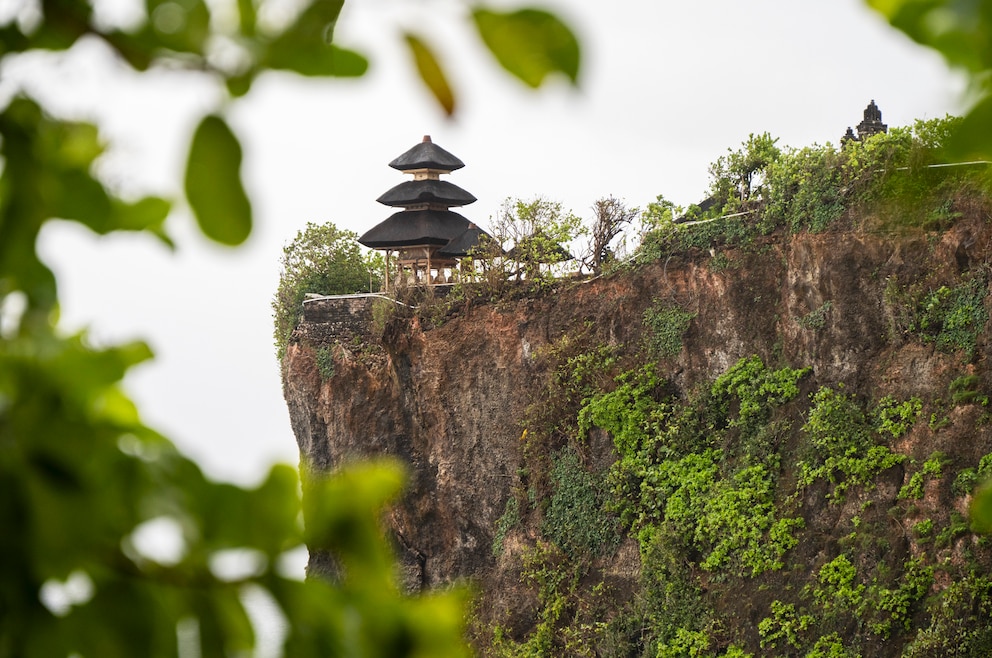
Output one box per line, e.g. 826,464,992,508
841,100,888,144
359,136,484,289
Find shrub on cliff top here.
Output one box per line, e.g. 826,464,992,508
273,222,383,358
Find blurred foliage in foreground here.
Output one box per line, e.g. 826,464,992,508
0,0,579,655
866,0,992,162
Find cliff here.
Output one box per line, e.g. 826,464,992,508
283,194,992,656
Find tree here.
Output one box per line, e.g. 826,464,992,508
708,132,782,209
582,196,639,274
640,194,682,231
484,197,585,284
273,222,383,358
0,1,580,656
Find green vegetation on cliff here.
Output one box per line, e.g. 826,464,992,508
489,342,992,656
272,221,383,358
635,116,986,266
466,119,992,657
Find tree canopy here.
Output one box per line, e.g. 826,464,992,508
273,222,382,358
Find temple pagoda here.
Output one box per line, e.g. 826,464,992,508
359,136,482,288
841,100,889,144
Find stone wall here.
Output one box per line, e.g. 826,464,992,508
297,294,391,342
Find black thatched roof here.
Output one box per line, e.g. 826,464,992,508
389,136,465,172
358,210,473,249
436,224,492,258
377,180,477,208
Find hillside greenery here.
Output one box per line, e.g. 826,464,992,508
466,117,992,657
486,343,992,656
633,116,988,266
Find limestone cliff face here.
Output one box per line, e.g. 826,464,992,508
283,209,992,653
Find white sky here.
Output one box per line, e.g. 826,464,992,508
3,0,966,485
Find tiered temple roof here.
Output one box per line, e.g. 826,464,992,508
388,138,466,173
359,136,486,286
376,180,477,207
358,209,473,248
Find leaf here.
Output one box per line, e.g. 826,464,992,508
184,114,253,246
303,459,406,589
237,0,257,37
946,93,992,161
190,464,302,555
866,0,989,73
143,0,212,55
472,7,580,88
404,33,456,116
109,197,173,247
264,0,368,77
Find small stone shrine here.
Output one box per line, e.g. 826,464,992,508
842,100,889,144
359,136,483,289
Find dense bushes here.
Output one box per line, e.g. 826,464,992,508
632,116,985,265
494,347,992,656
272,221,382,357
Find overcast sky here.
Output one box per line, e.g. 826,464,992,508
3,0,967,485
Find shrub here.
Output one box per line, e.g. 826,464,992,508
763,143,846,233
912,276,989,359
492,496,521,557
798,386,905,501
950,374,989,405
798,301,834,330
315,346,335,379
710,355,809,437
758,600,813,650
643,301,696,358
875,395,923,439
272,221,382,358
543,446,618,558
902,576,992,657
578,365,666,459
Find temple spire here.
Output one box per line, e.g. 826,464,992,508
841,100,888,145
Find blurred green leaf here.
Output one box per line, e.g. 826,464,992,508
225,70,255,98
266,42,368,77
187,464,303,556
109,197,173,246
947,93,992,159
184,114,253,246
303,459,406,589
866,0,992,73
404,33,456,116
195,588,255,655
65,577,182,657
472,7,580,88
237,0,257,37
265,0,368,77
142,0,211,55
866,0,992,160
